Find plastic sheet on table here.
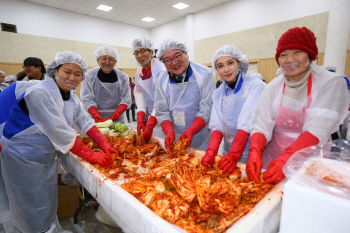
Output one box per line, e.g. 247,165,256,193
283,139,350,200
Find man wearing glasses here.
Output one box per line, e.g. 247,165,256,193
155,38,215,151
22,57,46,81
132,37,166,140
81,45,131,123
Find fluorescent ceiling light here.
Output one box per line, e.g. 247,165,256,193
142,17,155,22
97,5,113,12
173,3,189,10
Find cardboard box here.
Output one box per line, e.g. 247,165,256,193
57,185,81,219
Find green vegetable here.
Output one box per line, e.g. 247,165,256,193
98,128,110,134
96,119,113,128
110,123,128,132
119,128,136,137
108,130,121,137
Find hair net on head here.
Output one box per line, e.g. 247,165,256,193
321,65,337,72
94,45,120,61
276,68,284,76
250,73,264,81
46,51,88,80
5,75,17,83
156,38,188,61
212,45,249,75
0,70,5,75
132,37,154,53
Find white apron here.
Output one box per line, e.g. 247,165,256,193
0,79,76,232
169,69,211,151
222,76,250,163
262,74,312,169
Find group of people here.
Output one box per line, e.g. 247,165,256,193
0,26,349,232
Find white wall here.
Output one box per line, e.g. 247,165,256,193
151,17,186,49
0,0,150,48
152,0,331,42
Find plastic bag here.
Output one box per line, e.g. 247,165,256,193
58,153,80,186
283,139,350,200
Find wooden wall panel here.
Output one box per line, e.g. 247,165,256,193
257,58,279,83
345,50,350,78
0,62,24,76
317,52,325,66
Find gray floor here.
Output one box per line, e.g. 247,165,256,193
59,117,224,232
59,208,124,233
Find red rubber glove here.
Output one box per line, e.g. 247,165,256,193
112,104,127,121
263,131,319,184
70,138,113,168
201,130,223,168
161,120,175,148
86,126,118,156
219,130,249,173
179,117,206,147
0,145,2,152
144,115,157,140
88,106,105,122
246,132,267,184
137,111,146,135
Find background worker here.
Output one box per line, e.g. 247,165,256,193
155,38,215,150
81,45,131,123
132,36,166,139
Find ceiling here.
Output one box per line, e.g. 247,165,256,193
24,0,233,29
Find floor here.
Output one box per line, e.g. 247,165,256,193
59,117,224,232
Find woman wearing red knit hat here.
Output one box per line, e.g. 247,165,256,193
246,27,349,184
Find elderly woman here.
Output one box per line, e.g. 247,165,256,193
201,45,266,172
0,51,116,232
81,45,131,123
155,38,215,150
132,37,166,139
247,27,349,184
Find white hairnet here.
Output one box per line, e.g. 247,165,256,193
212,45,249,74
156,38,188,61
321,65,337,72
5,75,17,83
94,45,120,61
276,68,284,76
46,51,88,80
250,73,264,81
132,37,154,53
0,70,5,75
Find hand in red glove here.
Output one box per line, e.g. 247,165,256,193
137,111,146,135
246,133,267,184
161,120,175,148
263,131,319,184
219,130,249,173
86,126,119,156
179,117,206,147
201,130,223,168
112,104,128,121
144,115,157,140
0,145,2,152
88,106,105,122
70,138,113,168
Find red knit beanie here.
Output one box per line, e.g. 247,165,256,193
275,27,318,63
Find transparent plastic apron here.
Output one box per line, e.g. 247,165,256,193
262,74,312,169
222,75,250,163
0,124,10,227
139,74,165,139
169,73,210,151
94,78,126,124
0,83,74,232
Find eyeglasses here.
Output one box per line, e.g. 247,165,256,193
162,52,185,65
99,56,116,63
22,65,33,69
133,49,151,56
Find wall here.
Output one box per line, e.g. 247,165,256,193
0,0,149,48
0,0,147,69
